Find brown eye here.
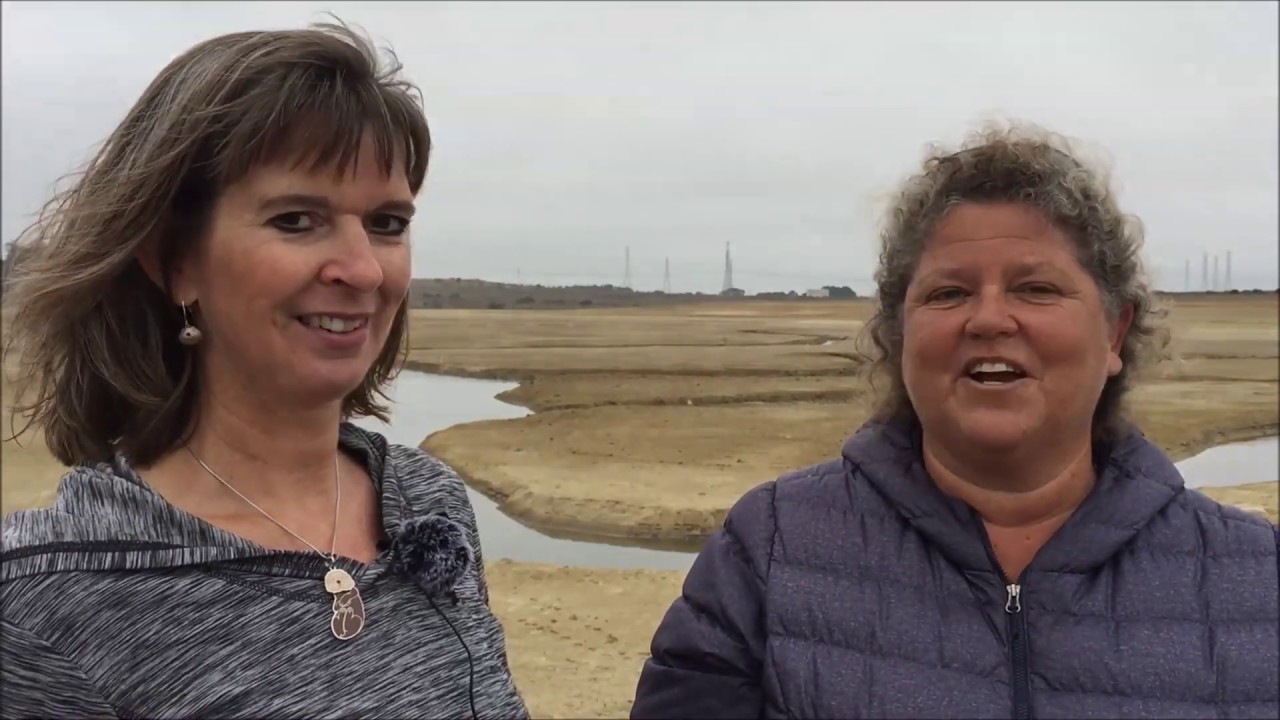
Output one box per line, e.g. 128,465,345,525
366,214,410,236
1019,283,1058,295
927,287,966,303
269,212,316,233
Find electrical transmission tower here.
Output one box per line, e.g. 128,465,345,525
1225,251,1232,291
721,242,734,292
623,246,632,289
663,257,671,293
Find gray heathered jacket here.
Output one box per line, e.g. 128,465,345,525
632,419,1280,719
0,423,529,719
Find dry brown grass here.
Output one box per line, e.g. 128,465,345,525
1,351,66,516
1198,482,1280,523
404,301,873,379
421,295,1279,542
2,294,1275,720
485,560,684,719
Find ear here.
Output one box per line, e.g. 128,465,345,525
134,233,165,291
1106,304,1135,376
134,235,197,305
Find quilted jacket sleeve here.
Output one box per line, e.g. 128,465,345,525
631,482,774,719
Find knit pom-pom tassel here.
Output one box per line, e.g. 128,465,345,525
387,514,474,596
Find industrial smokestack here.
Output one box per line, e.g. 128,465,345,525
721,242,734,293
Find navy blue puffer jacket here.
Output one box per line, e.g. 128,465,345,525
632,419,1279,719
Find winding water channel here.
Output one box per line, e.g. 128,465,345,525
352,372,697,571
354,371,1278,571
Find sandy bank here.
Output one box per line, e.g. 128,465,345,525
424,379,1279,544
5,297,1277,719
411,299,1278,546
484,560,683,718
1198,482,1280,523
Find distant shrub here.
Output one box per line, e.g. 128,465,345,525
823,285,858,298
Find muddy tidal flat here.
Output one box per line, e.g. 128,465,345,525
4,294,1276,718
418,297,1279,545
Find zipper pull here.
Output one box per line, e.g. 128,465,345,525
1005,583,1022,614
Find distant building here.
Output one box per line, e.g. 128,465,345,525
805,287,830,298
2,241,34,296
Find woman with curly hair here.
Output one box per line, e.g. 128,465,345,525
1,20,526,719
631,123,1279,719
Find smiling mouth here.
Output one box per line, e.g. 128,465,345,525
965,360,1027,386
298,315,368,334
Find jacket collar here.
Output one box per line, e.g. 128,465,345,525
841,417,1185,577
0,423,408,582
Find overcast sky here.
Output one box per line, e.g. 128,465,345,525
3,1,1277,293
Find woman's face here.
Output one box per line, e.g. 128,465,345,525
176,135,415,411
900,203,1131,454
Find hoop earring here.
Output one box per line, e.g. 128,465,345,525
178,301,203,346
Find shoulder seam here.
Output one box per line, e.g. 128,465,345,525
763,481,779,585
1,616,123,717
775,457,843,484
1177,488,1279,532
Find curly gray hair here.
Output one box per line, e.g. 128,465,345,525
859,121,1170,440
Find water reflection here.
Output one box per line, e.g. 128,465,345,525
356,368,1276,569
351,370,696,571
1174,436,1279,488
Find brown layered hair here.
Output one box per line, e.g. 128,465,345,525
3,19,431,467
858,121,1171,440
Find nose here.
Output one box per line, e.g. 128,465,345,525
318,218,384,292
964,286,1018,338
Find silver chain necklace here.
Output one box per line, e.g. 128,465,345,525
185,446,366,640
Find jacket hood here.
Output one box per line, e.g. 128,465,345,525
1,423,404,583
841,418,1188,576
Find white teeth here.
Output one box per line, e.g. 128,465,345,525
967,361,1026,384
971,361,1018,374
303,315,366,334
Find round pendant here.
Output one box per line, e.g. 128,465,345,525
324,567,356,594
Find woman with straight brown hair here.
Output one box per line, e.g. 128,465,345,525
1,20,527,719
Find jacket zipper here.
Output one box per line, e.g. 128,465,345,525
1004,582,1031,720
975,515,1033,720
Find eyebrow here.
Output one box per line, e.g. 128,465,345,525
914,261,1062,286
256,193,416,217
